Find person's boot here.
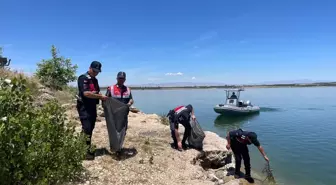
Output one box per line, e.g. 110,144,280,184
245,166,254,183
244,174,254,183
234,171,240,179
85,151,95,160
182,142,190,150
116,149,123,157
85,141,95,160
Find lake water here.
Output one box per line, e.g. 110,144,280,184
106,87,336,185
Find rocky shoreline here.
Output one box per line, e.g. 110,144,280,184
63,103,265,185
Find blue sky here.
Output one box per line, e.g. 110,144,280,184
1,0,336,86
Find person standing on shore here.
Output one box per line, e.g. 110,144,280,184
105,71,134,107
77,61,108,160
105,71,134,134
167,104,196,151
226,128,269,183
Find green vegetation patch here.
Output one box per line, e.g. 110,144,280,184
0,76,87,185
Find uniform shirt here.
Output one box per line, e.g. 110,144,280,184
229,129,260,147
77,72,100,106
168,104,193,129
105,84,133,104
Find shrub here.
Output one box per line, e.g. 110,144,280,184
0,68,40,96
159,113,169,125
0,76,87,185
36,45,78,90
54,85,78,104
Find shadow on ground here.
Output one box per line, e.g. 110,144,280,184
95,147,138,161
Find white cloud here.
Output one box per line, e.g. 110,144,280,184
191,77,196,80
165,72,183,76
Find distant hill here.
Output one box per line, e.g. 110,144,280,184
129,82,228,87
99,80,336,90
127,79,335,87
253,79,335,85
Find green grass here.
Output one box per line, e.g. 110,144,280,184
159,113,169,126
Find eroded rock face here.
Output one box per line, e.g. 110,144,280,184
192,131,234,170
189,131,241,185
202,131,228,152
193,150,233,170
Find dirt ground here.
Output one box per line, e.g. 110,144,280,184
65,105,265,185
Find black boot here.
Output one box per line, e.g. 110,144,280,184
244,174,254,183
182,142,190,150
234,172,240,179
85,138,95,160
85,150,95,160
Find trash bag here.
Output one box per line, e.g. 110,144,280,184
188,119,205,150
102,98,129,152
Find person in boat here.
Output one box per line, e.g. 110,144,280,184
166,104,196,151
230,92,238,99
226,128,269,183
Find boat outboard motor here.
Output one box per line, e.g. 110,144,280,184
238,100,243,107
245,100,252,106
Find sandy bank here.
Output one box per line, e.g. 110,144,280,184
64,104,265,185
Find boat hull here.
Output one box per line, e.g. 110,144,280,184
214,104,260,116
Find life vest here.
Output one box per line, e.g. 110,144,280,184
174,105,188,115
108,84,131,99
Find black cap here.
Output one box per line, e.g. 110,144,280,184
185,104,193,112
90,61,102,72
117,71,126,79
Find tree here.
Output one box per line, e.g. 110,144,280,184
36,45,78,90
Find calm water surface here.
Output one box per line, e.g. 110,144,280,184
110,87,336,185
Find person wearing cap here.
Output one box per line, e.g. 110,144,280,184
77,61,108,160
166,104,196,151
226,128,269,183
105,71,134,106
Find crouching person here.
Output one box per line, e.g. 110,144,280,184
167,104,196,151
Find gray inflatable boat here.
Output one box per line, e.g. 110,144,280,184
102,98,130,152
214,88,260,116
